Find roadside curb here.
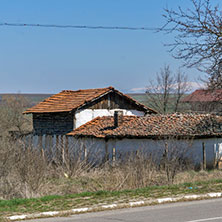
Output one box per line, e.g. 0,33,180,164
6,192,222,221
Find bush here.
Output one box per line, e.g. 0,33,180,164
0,137,196,200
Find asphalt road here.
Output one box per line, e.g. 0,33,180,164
25,198,222,222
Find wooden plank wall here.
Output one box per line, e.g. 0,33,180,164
83,92,145,111
33,112,74,135
19,134,115,165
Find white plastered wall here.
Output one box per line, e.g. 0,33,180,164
111,138,222,168
66,137,222,167
75,109,145,128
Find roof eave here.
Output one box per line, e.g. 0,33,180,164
23,87,157,114
67,133,222,140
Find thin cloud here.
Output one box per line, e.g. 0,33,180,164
129,82,205,93
129,87,146,93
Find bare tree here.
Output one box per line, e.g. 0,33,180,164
207,60,222,89
146,65,190,113
146,65,174,114
173,70,192,112
162,0,222,87
0,94,32,135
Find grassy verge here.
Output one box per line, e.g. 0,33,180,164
1,179,222,217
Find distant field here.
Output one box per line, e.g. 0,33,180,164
0,93,190,113
128,93,149,106
0,93,148,107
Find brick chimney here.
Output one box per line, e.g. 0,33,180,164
114,110,123,127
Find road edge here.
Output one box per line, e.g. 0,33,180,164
6,192,222,221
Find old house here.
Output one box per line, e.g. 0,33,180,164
182,89,222,113
24,87,157,135
67,112,222,168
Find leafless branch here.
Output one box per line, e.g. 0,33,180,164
146,65,191,113
162,0,222,85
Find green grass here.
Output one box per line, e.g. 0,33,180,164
129,94,150,106
1,179,222,217
129,93,191,113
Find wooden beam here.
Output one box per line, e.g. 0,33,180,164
84,144,87,160
202,142,206,170
38,135,44,158
65,135,69,157
56,135,59,159
108,93,111,109
61,135,65,163
112,147,116,165
105,140,109,162
73,111,76,129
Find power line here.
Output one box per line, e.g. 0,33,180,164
0,22,160,31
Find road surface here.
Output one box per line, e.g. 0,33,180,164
25,198,222,222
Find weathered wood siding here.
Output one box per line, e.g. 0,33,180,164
83,92,146,111
33,112,74,135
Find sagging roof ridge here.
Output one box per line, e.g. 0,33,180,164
67,113,222,139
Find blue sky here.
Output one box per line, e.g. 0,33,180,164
0,0,206,93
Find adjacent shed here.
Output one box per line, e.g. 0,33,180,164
182,89,222,113
24,87,156,135
67,113,222,168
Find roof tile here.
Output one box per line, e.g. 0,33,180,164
182,89,222,102
24,87,156,114
67,113,222,139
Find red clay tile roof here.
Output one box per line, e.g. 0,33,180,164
182,89,222,102
67,113,222,139
24,87,156,114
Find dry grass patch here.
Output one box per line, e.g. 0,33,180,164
175,170,222,185
1,179,222,217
